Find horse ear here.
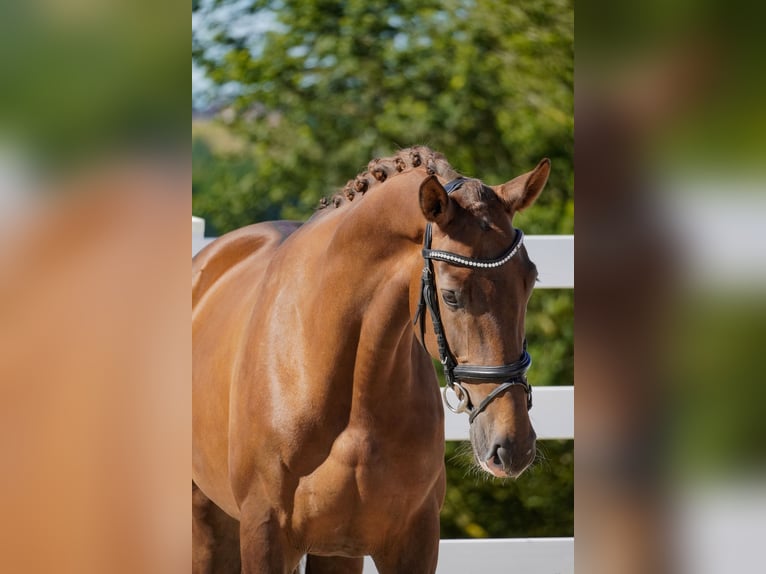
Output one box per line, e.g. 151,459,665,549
419,175,455,227
496,158,551,213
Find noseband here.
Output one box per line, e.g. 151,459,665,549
413,178,532,424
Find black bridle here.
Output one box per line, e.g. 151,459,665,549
413,178,533,424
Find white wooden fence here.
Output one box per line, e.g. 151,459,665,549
192,218,574,574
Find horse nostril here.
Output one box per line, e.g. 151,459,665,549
488,442,512,472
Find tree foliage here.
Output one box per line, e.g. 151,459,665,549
193,0,572,232
193,0,573,538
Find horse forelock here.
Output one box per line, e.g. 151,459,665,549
459,180,500,213
317,146,462,211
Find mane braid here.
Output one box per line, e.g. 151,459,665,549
317,146,461,210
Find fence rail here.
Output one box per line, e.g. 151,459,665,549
191,218,574,291
445,385,573,441
363,538,575,574
192,218,574,574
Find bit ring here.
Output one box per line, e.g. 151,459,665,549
443,383,471,414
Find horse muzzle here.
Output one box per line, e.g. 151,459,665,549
479,431,537,478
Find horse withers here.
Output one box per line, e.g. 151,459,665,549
192,147,550,573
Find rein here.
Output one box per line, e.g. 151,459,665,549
413,178,532,424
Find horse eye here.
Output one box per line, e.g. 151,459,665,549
441,290,460,308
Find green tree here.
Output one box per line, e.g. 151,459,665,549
193,0,572,231
193,0,573,538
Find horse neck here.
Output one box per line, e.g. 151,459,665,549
330,169,427,261
306,172,429,384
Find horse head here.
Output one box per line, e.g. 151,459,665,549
412,158,550,478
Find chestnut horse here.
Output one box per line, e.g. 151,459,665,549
192,147,550,573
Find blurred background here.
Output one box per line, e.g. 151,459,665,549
193,0,575,541
576,1,766,573
0,0,763,572
0,2,189,573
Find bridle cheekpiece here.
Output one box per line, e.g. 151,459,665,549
413,178,533,424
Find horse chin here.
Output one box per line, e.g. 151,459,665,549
475,455,530,479
477,458,511,478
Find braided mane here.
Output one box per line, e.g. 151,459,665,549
317,146,462,210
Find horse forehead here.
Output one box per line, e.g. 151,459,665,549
452,178,490,199
452,181,502,220
451,195,511,246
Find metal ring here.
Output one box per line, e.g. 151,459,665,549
442,383,471,414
